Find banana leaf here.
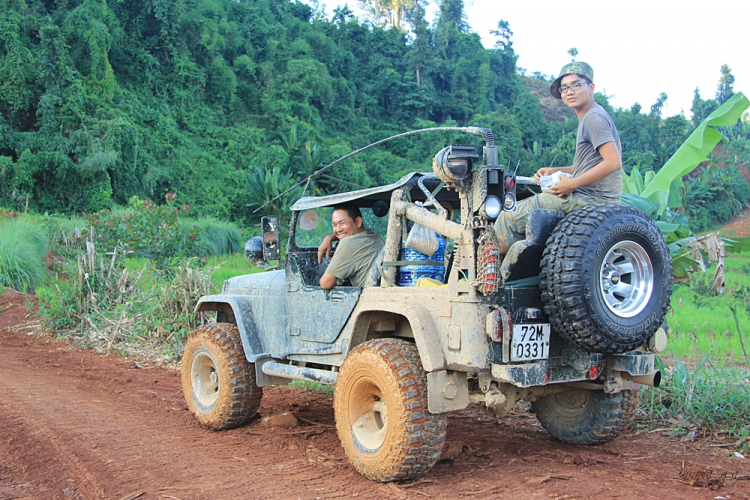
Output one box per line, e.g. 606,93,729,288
724,236,750,254
620,193,659,217
640,92,750,205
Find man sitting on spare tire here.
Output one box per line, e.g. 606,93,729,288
494,61,622,256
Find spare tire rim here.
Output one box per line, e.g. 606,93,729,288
599,240,653,318
191,348,220,407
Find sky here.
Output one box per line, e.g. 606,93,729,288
305,0,749,118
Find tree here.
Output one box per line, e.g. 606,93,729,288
691,88,718,125
650,92,668,118
490,20,513,50
716,63,735,105
357,0,427,31
567,47,578,61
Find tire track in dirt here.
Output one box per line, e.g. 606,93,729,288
0,330,384,499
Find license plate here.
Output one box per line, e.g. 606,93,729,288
511,324,550,361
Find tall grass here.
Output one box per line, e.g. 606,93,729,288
640,354,750,445
180,216,244,256
39,213,88,259
0,216,48,290
37,232,213,357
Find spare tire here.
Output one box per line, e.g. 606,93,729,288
540,204,672,354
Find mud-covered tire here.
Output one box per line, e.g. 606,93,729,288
531,387,638,445
540,204,672,354
181,323,262,430
334,339,447,482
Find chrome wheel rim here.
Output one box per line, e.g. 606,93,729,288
599,240,653,318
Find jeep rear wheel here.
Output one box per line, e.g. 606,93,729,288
531,387,638,445
334,339,446,482
181,323,262,430
540,204,672,354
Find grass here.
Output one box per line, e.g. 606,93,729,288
290,380,335,394
117,253,262,295
181,216,245,256
667,251,750,362
207,253,265,291
0,216,49,291
639,354,750,446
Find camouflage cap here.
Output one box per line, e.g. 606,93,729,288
549,62,594,99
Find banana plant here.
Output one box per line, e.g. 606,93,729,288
620,92,750,290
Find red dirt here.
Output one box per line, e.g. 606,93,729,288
722,207,750,238
1,289,749,500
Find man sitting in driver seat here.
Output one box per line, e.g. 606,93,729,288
317,204,384,289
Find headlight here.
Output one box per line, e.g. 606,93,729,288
433,145,478,183
481,195,502,219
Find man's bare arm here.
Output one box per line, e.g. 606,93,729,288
319,272,337,290
548,142,621,197
317,234,338,263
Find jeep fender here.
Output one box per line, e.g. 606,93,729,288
195,295,265,362
350,302,446,372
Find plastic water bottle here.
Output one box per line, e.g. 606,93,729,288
398,232,446,286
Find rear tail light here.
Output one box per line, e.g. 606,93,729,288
587,366,600,380
486,308,512,342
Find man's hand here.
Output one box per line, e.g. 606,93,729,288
317,234,338,263
548,174,577,197
549,142,621,198
534,166,573,184
534,167,556,184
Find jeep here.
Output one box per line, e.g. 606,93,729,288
180,126,672,482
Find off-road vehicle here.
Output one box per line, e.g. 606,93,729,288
180,127,672,482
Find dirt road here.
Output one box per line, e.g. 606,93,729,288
1,290,749,500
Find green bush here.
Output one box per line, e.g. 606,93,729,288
683,158,750,232
0,216,48,290
87,196,205,270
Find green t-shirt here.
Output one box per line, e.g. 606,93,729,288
325,229,384,287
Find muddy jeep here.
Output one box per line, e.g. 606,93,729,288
181,127,672,482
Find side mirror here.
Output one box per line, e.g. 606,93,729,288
261,216,280,261
245,236,264,265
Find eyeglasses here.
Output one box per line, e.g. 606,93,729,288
559,81,588,94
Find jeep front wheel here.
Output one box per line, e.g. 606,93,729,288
334,339,446,482
181,323,262,430
531,387,638,445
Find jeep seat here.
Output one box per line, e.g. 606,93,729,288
363,246,386,288
500,209,565,283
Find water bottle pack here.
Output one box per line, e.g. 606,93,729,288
398,231,446,287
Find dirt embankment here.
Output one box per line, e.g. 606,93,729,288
1,289,749,500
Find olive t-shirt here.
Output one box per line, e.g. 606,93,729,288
325,229,384,287
571,103,622,203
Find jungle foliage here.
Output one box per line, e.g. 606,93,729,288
0,0,748,230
